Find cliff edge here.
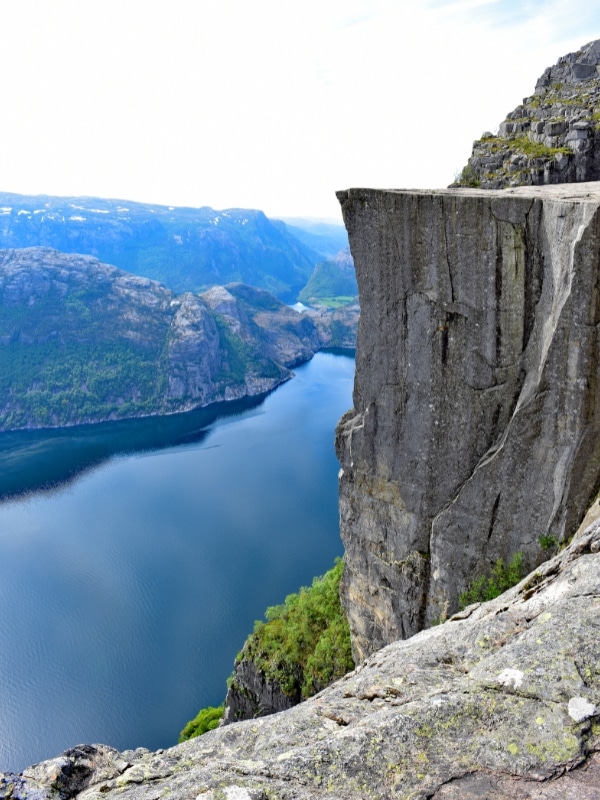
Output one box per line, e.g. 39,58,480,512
336,183,600,660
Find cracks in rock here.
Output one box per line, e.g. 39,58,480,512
442,197,456,305
487,493,501,543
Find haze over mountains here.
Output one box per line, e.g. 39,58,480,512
0,193,350,304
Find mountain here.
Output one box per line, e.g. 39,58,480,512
298,247,357,306
0,193,322,302
0,247,323,431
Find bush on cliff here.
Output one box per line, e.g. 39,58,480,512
239,557,354,699
178,704,224,742
458,551,525,609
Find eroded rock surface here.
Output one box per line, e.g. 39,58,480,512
336,184,600,659
2,512,599,799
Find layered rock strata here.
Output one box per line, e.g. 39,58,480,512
336,183,600,660
2,508,599,799
457,40,600,188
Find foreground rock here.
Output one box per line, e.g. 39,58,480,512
0,248,324,430
336,183,600,660
2,508,599,799
456,39,600,188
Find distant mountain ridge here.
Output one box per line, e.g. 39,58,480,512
298,247,357,305
0,192,332,302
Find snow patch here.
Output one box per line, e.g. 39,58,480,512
69,216,86,222
18,210,31,216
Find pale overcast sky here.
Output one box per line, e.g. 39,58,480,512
0,0,599,220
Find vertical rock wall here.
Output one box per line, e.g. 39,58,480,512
336,184,600,660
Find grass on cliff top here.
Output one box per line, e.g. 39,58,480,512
178,704,225,742
304,296,357,309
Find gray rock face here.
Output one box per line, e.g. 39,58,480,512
336,183,600,660
2,512,599,799
222,658,298,725
456,40,600,188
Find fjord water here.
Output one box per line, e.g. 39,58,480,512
0,351,355,773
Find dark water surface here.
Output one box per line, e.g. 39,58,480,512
0,351,355,772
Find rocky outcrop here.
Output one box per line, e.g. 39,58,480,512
456,40,600,189
2,508,599,799
336,183,600,660
221,658,298,725
0,248,325,430
301,302,360,349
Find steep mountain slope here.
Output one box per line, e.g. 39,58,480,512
298,247,357,305
0,194,320,301
455,39,600,189
0,247,322,431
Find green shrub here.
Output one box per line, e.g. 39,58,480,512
238,557,354,700
178,704,224,742
456,164,481,187
539,534,558,551
458,552,525,610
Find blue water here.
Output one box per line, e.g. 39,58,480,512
0,351,355,772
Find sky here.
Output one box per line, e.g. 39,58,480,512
0,1,599,221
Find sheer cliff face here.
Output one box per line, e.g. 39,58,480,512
336,183,600,660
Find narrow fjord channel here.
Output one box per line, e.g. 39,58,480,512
0,351,355,772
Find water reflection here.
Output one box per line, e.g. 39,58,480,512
0,394,268,501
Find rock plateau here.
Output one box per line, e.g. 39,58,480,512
336,183,600,660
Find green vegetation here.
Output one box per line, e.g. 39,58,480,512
308,296,357,309
0,339,169,429
539,534,559,551
455,164,481,187
508,135,571,158
178,558,354,741
458,552,525,609
298,253,357,306
238,557,354,699
178,705,224,742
